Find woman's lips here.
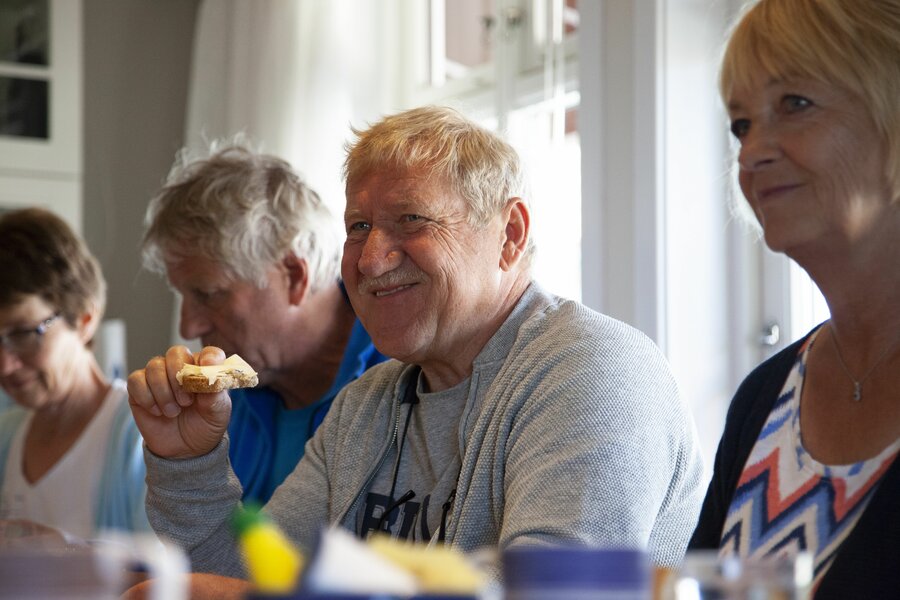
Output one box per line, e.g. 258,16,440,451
757,183,803,202
1,375,34,392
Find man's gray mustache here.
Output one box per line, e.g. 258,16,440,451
358,269,425,295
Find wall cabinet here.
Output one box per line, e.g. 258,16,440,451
0,0,82,232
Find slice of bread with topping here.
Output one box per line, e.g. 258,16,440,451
176,354,258,393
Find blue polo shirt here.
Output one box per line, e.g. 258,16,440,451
227,317,387,504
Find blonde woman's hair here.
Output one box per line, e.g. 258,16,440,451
143,138,342,291
721,0,900,199
343,106,534,258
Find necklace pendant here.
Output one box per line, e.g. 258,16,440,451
853,382,862,402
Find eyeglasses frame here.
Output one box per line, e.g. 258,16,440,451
0,313,61,356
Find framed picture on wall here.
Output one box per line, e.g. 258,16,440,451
0,0,48,65
0,75,49,138
0,0,50,139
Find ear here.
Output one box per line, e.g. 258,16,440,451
76,303,102,345
499,198,530,271
282,253,310,306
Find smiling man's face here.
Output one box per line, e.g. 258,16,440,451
342,168,507,382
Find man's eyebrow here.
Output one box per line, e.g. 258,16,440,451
343,209,364,222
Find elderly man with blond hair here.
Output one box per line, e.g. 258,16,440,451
127,106,704,598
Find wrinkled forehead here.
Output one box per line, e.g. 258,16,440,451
346,159,444,193
345,167,452,204
162,246,238,282
161,237,228,269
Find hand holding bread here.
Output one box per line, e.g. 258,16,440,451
127,345,250,459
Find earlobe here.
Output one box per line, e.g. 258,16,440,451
283,253,310,305
77,304,102,344
499,198,530,271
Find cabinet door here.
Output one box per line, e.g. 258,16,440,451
0,172,81,233
0,0,81,233
0,0,82,176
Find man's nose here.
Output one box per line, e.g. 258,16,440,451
357,229,403,278
179,296,212,341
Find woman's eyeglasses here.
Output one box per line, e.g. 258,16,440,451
0,314,61,357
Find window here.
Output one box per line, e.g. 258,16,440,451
403,0,582,300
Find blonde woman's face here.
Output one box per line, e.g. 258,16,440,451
727,64,891,256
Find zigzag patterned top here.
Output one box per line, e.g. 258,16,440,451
719,328,900,589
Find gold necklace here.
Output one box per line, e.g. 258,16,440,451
828,325,900,402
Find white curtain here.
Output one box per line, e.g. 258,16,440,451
172,0,400,347
183,0,398,214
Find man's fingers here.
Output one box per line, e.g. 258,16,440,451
142,355,180,418
198,345,227,366
127,367,163,417
165,345,195,407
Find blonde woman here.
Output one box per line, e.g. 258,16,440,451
690,1,900,596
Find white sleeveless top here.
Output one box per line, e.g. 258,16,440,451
0,382,127,540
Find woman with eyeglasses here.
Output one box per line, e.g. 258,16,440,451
0,208,149,538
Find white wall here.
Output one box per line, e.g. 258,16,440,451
82,0,200,372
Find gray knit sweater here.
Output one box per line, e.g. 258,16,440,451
144,283,704,576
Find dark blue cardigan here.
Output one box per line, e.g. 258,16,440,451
689,333,900,598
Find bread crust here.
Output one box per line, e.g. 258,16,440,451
178,369,258,393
